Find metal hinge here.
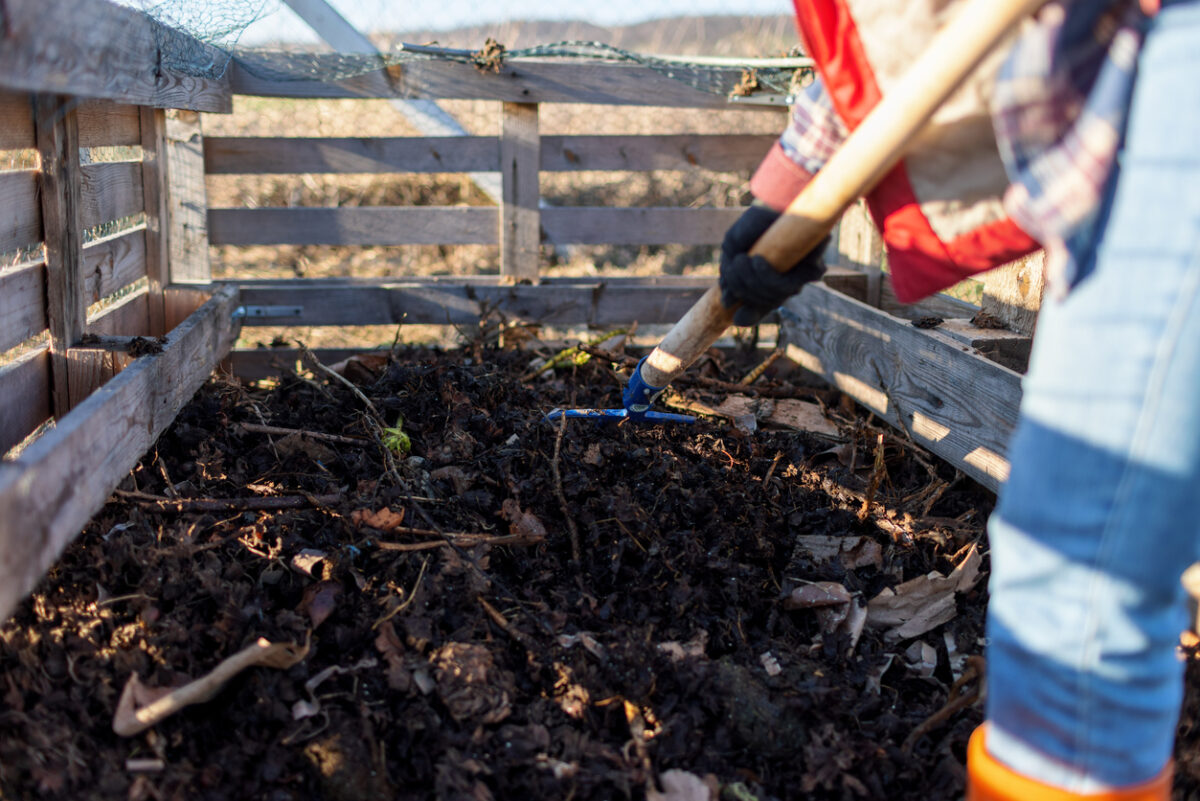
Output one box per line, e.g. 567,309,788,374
232,305,304,320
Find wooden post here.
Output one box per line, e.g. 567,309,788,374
33,94,87,417
835,199,884,307
164,110,212,328
499,102,540,283
981,250,1045,336
139,106,169,336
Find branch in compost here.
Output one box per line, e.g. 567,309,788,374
551,414,582,567
114,490,342,513
240,422,368,446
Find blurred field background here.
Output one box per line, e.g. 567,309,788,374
204,15,799,349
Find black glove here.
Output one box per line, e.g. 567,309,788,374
719,203,829,326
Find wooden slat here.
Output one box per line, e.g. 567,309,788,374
0,92,35,151
80,161,144,229
500,103,540,281
230,58,785,109
88,288,149,337
541,134,776,172
74,290,150,402
140,107,168,335
204,136,500,175
0,263,47,354
77,101,141,148
0,0,232,113
541,207,742,245
0,170,42,255
781,283,1021,492
232,276,712,327
207,207,498,246
165,111,212,283
880,280,980,321
0,285,239,623
82,227,149,303
35,94,86,418
0,347,52,455
835,200,884,307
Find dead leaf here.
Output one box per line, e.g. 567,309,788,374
865,544,983,640
865,654,896,694
903,641,938,678
291,548,327,577
582,443,604,467
784,581,852,609
113,638,309,736
275,432,337,463
499,499,548,541
327,352,389,382
351,507,406,532
657,630,708,662
647,769,714,801
299,580,342,629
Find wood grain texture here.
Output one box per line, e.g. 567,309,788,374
540,134,775,172
0,0,232,112
140,107,169,335
204,136,500,174
982,250,1045,336
0,170,42,255
0,92,35,151
0,347,51,456
0,263,47,354
232,276,712,327
541,207,741,245
35,94,86,417
500,103,540,281
77,101,141,148
781,283,1021,492
229,58,784,109
82,228,149,304
207,207,498,246
80,161,144,229
0,285,239,623
165,111,212,283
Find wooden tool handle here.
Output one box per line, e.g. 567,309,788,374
639,0,1045,388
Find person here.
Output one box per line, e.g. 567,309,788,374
717,1,1193,798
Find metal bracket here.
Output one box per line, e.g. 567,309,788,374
232,305,304,320
726,93,794,107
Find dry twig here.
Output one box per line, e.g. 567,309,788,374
551,414,582,566
901,655,986,755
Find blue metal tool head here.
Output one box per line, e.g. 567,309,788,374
545,356,696,424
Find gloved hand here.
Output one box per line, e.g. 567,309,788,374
719,202,829,326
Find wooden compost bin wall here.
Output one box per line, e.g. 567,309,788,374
0,0,243,622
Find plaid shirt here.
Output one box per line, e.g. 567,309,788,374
752,0,1147,290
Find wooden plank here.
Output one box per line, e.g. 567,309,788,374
140,107,169,335
0,170,42,255
0,92,35,151
203,136,500,175
981,250,1045,336
35,94,86,418
0,263,47,354
541,134,776,172
0,347,52,456
77,101,142,148
232,276,712,327
82,227,149,304
88,288,149,337
780,283,1021,492
80,161,144,229
835,200,884,307
165,111,212,283
207,207,498,246
500,103,540,282
541,207,742,245
935,318,1032,373
880,280,980,320
0,0,232,113
75,290,151,401
0,285,239,623
229,58,784,109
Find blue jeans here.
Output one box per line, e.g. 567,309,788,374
985,0,1200,790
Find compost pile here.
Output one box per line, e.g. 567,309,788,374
2,340,1197,801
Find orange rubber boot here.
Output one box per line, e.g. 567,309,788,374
967,726,1172,801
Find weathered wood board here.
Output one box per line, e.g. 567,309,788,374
781,283,1021,491
0,285,239,622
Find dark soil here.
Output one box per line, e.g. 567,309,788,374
1,340,1197,800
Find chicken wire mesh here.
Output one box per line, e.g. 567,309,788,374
105,0,811,99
